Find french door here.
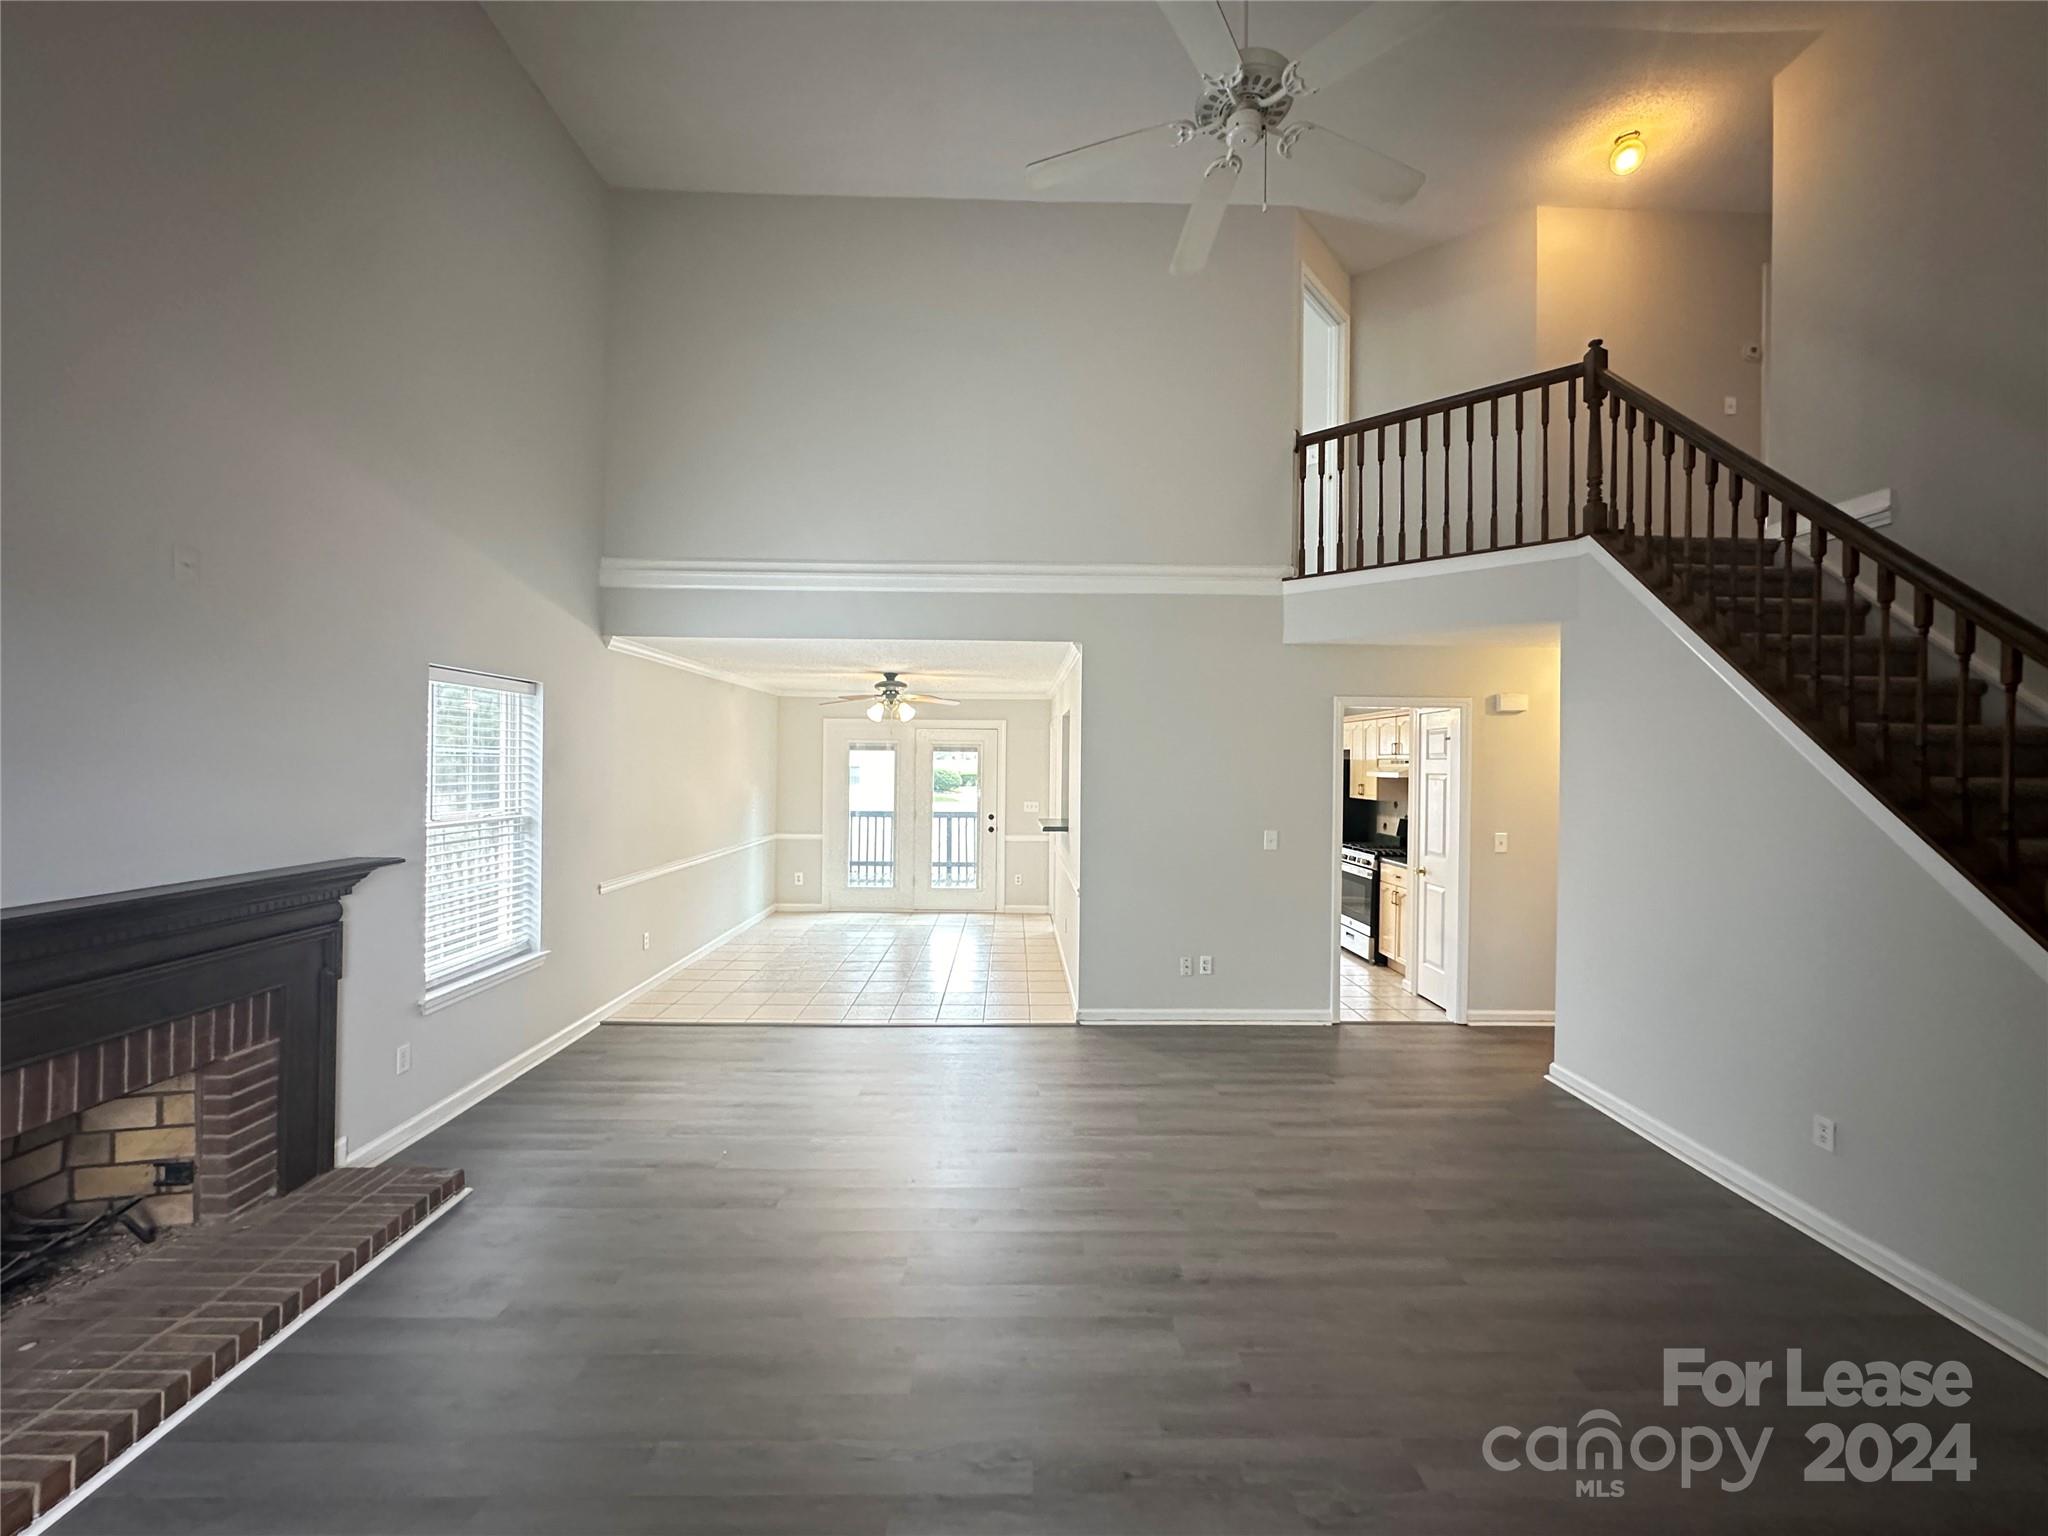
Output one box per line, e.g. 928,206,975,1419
822,721,1001,911
912,727,1000,913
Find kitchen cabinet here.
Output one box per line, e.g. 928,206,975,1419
1378,861,1408,973
1343,720,1375,797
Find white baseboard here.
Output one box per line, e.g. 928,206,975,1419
1468,1009,1555,1026
774,901,828,912
1546,1062,2048,1377
25,1186,471,1535
347,907,774,1167
1081,1008,1330,1025
998,903,1050,914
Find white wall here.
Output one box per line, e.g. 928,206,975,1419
1352,210,1540,416
775,695,1052,910
604,191,1299,568
1556,552,2048,1358
1,4,779,1157
1536,207,1771,457
1768,2,2047,621
609,586,1560,1021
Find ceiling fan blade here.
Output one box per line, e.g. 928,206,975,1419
1285,1,1443,97
1157,0,1241,81
899,694,960,707
823,693,879,703
1170,155,1241,276
1027,121,1187,191
1282,123,1425,207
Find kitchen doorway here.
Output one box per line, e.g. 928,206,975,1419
1330,696,1471,1024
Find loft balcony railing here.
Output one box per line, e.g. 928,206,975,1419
1291,340,2048,947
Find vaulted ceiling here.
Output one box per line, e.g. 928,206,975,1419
487,1,1831,269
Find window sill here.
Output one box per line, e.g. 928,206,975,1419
418,949,549,1015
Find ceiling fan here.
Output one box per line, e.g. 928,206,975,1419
1025,1,1439,275
824,672,960,722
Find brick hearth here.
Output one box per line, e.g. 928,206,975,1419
0,1162,464,1535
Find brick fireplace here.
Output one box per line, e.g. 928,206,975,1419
1,859,399,1247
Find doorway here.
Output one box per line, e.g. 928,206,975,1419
1331,696,1470,1024
824,718,1005,912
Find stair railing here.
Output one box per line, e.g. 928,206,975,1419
1293,339,2048,936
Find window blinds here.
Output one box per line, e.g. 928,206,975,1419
424,667,543,989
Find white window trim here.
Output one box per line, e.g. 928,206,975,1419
422,664,545,1004
418,947,551,1016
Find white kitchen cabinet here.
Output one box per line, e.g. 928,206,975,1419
1378,861,1408,973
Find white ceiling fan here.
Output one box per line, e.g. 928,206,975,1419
1026,1,1440,275
823,672,961,723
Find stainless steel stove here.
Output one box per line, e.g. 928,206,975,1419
1340,843,1377,959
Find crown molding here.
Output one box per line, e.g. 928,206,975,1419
600,558,1288,597
604,636,782,695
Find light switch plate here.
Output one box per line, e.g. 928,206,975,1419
1494,832,1508,853
1723,395,1739,417
1023,800,1040,814
1262,830,1278,851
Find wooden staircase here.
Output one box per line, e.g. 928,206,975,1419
1290,342,2048,946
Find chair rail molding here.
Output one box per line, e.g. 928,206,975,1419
600,557,1288,597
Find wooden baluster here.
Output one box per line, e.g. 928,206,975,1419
1726,473,1747,659
1779,505,1797,688
1316,440,1327,575
1397,420,1408,563
1808,523,1828,707
1702,457,1721,623
1639,421,1656,573
1841,544,1859,741
1514,391,1526,547
1608,394,1622,544
1874,567,1896,770
1352,431,1365,571
2001,644,2023,871
1489,397,1500,549
1376,427,1387,567
1419,417,1430,560
1622,402,1637,549
1581,340,1608,534
1540,384,1552,542
1327,434,1343,573
1682,443,1697,602
1954,616,1976,837
1294,442,1307,577
1660,426,1675,579
1913,591,1934,804
1752,488,1768,659
1464,405,1475,555
1566,376,1579,537
1441,410,1452,556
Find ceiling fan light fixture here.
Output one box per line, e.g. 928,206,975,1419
1608,131,1646,178
866,699,915,722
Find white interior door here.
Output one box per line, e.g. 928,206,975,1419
823,721,911,910
1413,707,1461,1014
912,727,1000,912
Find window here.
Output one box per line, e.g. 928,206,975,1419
846,744,896,887
423,666,543,995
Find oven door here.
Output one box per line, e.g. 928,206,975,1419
1340,862,1376,955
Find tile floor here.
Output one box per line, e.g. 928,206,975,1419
609,911,1074,1025
1339,949,1448,1022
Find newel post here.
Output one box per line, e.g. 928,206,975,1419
1581,338,1609,534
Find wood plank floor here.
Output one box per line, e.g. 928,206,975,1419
56,1025,2045,1534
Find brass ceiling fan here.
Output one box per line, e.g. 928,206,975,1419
824,672,960,722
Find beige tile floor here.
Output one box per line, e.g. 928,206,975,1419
609,911,1075,1026
1340,949,1449,1022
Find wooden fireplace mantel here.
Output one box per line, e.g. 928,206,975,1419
1,857,401,1189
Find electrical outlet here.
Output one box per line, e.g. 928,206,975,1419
1179,956,1192,977
641,932,651,951
1494,832,1509,853
1812,1114,1836,1153
395,1042,412,1076
1262,830,1278,851
793,870,804,886
1013,872,1023,885
1198,955,1213,976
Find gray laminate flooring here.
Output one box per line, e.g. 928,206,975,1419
57,1024,2046,1534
